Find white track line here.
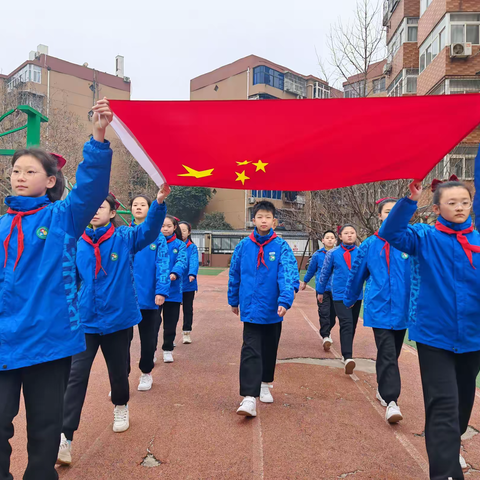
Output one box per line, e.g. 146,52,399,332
296,306,430,478
252,415,265,480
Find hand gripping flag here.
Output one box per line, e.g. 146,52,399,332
109,95,480,191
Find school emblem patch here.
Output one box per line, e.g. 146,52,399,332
111,253,119,261
173,248,178,254
36,227,48,240
401,253,409,260
150,244,157,250
269,252,276,262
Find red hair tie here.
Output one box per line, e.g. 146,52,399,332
431,175,459,192
337,225,342,235
49,153,66,170
109,192,121,210
376,197,397,204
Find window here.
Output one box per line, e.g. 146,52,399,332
449,79,480,94
372,77,386,94
439,28,445,51
452,25,465,43
344,80,366,98
406,76,417,93
420,0,432,16
426,46,432,66
313,82,330,99
419,17,447,73
387,69,418,96
253,66,284,91
212,237,242,254
408,26,418,42
253,190,282,199
450,14,480,45
467,25,480,44
6,64,42,91
432,37,439,59
248,93,279,100
420,53,426,72
387,72,403,97
388,18,418,62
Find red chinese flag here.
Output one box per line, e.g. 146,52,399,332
109,95,480,191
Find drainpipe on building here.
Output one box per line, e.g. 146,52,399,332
46,67,51,139
245,67,251,229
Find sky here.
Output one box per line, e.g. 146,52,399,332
3,0,369,100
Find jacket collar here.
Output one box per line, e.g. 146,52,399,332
5,195,51,212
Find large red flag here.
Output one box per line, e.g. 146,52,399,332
110,95,480,190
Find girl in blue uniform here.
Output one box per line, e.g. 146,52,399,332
154,215,187,363
179,221,199,344
344,199,410,424
130,195,170,392
0,99,113,480
379,169,480,480
58,186,169,466
300,230,337,351
317,225,362,375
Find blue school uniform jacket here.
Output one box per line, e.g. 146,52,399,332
379,196,480,353
228,229,300,324
77,201,166,335
344,235,410,330
0,138,112,370
303,248,332,292
317,244,363,302
182,240,199,293
164,235,187,303
132,218,170,310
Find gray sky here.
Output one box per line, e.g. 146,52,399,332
3,0,363,100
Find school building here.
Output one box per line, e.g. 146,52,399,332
190,55,342,231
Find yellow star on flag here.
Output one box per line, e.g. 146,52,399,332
235,170,250,185
252,160,268,172
178,165,214,178
236,160,251,166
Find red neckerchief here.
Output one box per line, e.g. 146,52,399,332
81,224,116,278
248,231,277,269
435,221,480,269
4,206,48,271
186,239,193,248
374,232,390,275
167,234,177,244
341,244,356,270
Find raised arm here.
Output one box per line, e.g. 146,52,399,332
344,238,371,308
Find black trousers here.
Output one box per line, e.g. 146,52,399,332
333,300,362,360
239,322,282,397
0,357,71,480
154,301,181,352
318,291,337,338
182,291,196,332
373,328,406,405
417,343,480,480
62,328,130,441
137,310,159,374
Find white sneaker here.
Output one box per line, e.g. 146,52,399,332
138,373,153,391
344,358,356,375
183,332,192,344
163,351,174,363
460,453,468,471
236,396,257,417
113,405,130,433
260,383,274,403
376,390,387,407
386,401,403,424
56,433,72,465
323,336,333,352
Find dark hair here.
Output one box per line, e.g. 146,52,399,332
165,214,183,239
130,194,152,208
12,148,65,202
179,221,193,242
433,181,472,205
378,198,398,214
338,224,357,236
323,230,336,238
252,201,276,218
104,194,119,227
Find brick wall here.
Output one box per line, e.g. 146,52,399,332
386,43,420,87
387,0,406,43
446,0,480,13
418,0,446,45
417,47,448,94
446,46,480,76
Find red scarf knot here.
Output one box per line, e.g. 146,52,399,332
341,244,356,270
435,221,480,269
374,232,391,275
4,206,48,271
186,239,193,248
81,224,116,278
249,231,277,269
167,234,177,244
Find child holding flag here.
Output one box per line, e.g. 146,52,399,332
228,201,299,417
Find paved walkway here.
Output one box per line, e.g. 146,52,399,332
9,274,480,479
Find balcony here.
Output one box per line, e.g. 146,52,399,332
383,0,400,26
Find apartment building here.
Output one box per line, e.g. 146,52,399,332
343,59,389,97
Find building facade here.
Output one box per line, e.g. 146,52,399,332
343,60,388,97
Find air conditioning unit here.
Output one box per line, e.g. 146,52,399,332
248,197,255,204
383,63,393,75
246,221,254,228
123,76,131,83
450,43,472,58
296,195,306,205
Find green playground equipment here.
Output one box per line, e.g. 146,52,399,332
0,105,131,224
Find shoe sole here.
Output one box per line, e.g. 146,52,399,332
323,340,332,352
183,340,192,344
236,409,257,417
56,457,71,466
113,425,130,433
345,360,356,375
259,397,274,404
138,385,152,391
387,413,403,424
164,359,174,363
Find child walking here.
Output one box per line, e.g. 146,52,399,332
379,171,480,480
317,225,362,375
344,199,410,424
228,201,299,417
300,230,337,351
130,195,170,391
154,215,187,363
179,221,199,344
58,186,169,466
0,98,113,480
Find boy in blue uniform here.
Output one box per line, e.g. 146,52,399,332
228,201,299,417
